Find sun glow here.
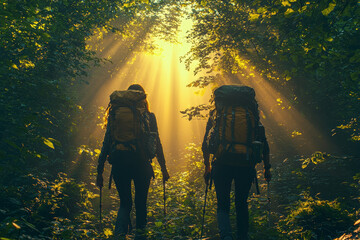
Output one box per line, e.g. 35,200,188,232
75,17,337,171
77,18,211,166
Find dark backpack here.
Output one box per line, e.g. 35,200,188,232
206,85,263,165
108,90,157,161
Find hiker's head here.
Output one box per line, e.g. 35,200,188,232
127,84,150,112
128,84,145,93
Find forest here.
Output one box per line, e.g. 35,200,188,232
0,0,359,239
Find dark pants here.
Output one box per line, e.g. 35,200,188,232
111,151,153,236
212,160,255,240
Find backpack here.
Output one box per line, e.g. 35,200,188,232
107,90,157,161
206,85,263,165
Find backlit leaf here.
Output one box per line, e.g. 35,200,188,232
43,138,55,149
12,222,21,229
321,2,336,16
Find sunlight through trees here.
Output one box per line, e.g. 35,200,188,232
1,0,359,239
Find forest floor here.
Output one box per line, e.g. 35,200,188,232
1,147,359,240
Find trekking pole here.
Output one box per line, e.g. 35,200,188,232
267,181,271,227
254,173,260,195
200,175,212,239
200,183,208,239
163,180,166,227
99,186,103,232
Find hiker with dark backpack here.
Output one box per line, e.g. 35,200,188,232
202,85,271,240
96,84,170,239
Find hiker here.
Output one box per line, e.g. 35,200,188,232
202,85,271,240
96,84,170,239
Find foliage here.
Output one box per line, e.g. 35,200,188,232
1,0,359,239
334,218,360,240
279,194,354,240
180,104,213,120
0,173,97,239
272,153,360,207
0,0,185,239
1,145,359,239
0,0,179,178
271,153,359,239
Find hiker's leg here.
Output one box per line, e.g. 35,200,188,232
132,159,153,231
213,164,234,239
113,169,133,236
133,173,151,230
234,167,254,240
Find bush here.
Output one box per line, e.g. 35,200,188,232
279,194,354,240
0,173,97,239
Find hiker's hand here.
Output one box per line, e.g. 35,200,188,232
264,168,271,182
96,174,103,188
204,165,211,185
162,169,170,183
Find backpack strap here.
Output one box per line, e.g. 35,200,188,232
231,106,236,152
129,105,141,138
108,167,113,189
221,106,228,150
245,108,252,161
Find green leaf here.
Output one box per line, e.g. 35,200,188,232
104,228,112,237
350,72,359,81
48,138,61,147
284,8,295,15
321,2,336,16
155,221,163,227
257,7,267,14
282,1,291,7
21,217,40,233
12,222,21,229
43,138,55,149
12,64,19,70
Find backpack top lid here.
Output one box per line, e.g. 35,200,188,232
110,90,146,105
214,85,255,107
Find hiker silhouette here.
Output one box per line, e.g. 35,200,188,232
96,84,170,239
202,85,271,240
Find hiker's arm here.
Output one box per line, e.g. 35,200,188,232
157,138,170,182
263,139,271,182
149,113,169,178
202,116,212,167
258,123,271,169
156,135,167,172
258,122,271,181
202,116,213,184
97,123,111,175
263,139,271,169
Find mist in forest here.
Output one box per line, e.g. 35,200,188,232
74,20,211,168
72,22,340,169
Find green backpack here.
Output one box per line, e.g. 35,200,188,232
206,85,263,165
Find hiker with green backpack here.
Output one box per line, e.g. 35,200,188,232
96,84,170,239
202,85,271,240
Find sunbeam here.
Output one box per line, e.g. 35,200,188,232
74,16,339,173
75,19,211,169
